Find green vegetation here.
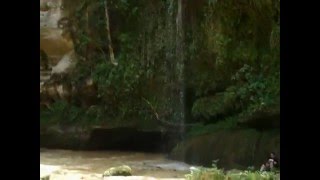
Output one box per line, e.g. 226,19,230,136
41,0,280,172
188,0,280,127
187,118,238,137
41,0,280,132
40,100,102,126
185,166,280,180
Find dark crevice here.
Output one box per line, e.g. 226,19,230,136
86,128,166,152
40,127,182,153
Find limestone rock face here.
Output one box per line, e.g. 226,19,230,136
51,50,77,75
40,0,74,68
40,0,62,28
40,28,73,65
40,0,79,106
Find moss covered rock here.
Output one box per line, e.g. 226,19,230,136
170,129,280,169
103,165,132,177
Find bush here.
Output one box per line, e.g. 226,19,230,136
40,100,102,126
185,166,280,180
187,117,238,137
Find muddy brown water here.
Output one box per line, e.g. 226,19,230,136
40,149,191,180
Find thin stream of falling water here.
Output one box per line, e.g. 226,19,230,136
176,0,186,139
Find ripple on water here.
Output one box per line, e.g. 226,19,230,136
40,149,190,179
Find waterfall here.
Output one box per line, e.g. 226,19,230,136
175,0,186,137
161,0,186,137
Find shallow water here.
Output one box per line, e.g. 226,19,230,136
40,149,190,180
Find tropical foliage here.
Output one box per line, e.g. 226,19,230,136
41,0,280,131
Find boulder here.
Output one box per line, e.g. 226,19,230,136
103,165,132,177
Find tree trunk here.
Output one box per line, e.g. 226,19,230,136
104,0,117,66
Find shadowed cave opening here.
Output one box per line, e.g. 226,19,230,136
86,128,170,152
40,127,180,153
